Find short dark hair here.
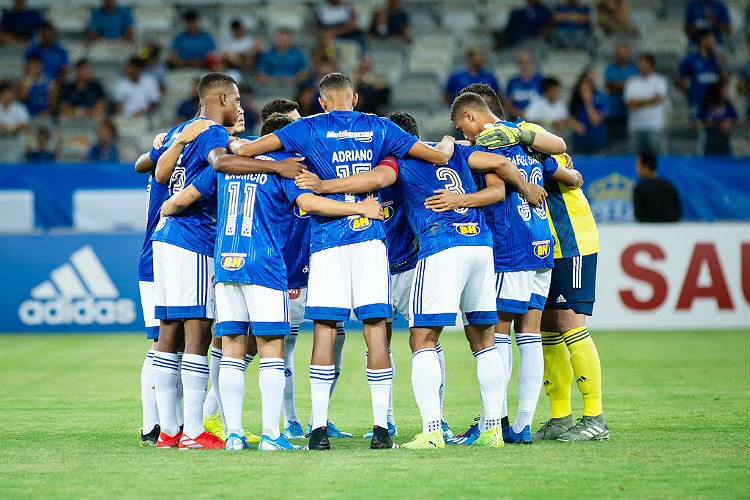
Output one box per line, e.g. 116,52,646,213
388,112,419,137
638,53,655,67
695,29,714,44
197,72,237,99
541,77,561,93
26,53,42,63
127,56,144,69
183,10,199,22
260,99,299,122
638,150,657,171
101,120,117,138
75,58,89,69
458,83,505,120
40,21,54,32
0,81,12,93
230,19,242,30
261,113,294,136
319,72,353,94
450,91,490,122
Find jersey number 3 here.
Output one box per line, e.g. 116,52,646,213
436,167,468,215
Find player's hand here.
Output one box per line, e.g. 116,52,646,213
570,168,584,187
152,132,167,149
424,189,464,212
177,119,214,145
275,157,305,179
228,138,251,155
563,152,574,169
358,197,384,220
294,168,322,193
475,123,521,149
522,182,547,208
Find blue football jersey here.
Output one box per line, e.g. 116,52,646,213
477,122,557,272
191,150,309,291
391,144,491,260
380,182,418,274
149,119,228,256
283,203,311,289
274,110,419,253
138,175,170,282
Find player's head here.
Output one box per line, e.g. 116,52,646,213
261,113,294,136
637,53,655,76
229,107,245,135
260,98,301,122
458,83,506,120
695,29,716,52
197,72,240,127
318,72,358,111
387,112,420,139
450,91,495,143
636,150,657,178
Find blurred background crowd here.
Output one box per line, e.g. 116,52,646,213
0,0,748,164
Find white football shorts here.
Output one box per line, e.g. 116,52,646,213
214,282,290,336
495,268,552,314
138,280,160,339
305,239,392,322
152,241,214,320
409,245,496,328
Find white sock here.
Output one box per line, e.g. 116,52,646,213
387,348,396,426
282,330,299,424
203,347,222,416
181,353,209,438
219,356,246,437
141,350,159,432
330,325,345,398
513,333,543,433
366,367,392,429
245,353,255,369
176,352,184,427
495,334,512,420
436,342,446,418
152,351,179,436
474,346,505,431
310,364,335,429
259,358,285,440
411,348,442,434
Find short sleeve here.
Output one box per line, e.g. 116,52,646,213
192,166,217,199
542,155,558,177
194,124,230,162
123,7,133,27
274,117,313,155
453,143,475,165
281,177,312,205
381,118,419,158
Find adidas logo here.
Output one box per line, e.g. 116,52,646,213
556,295,566,303
18,245,136,326
577,376,589,383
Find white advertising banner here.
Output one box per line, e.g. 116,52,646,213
591,223,750,330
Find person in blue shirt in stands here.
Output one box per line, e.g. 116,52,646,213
0,0,43,45
569,69,608,153
170,10,216,69
551,0,592,50
604,43,638,133
444,48,500,104
256,29,308,86
685,0,730,46
496,0,553,47
504,49,545,120
678,29,727,121
86,0,133,42
25,22,68,81
698,81,738,155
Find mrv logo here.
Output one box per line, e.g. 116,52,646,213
18,246,135,326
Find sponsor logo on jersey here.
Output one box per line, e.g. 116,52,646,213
326,130,374,143
18,246,136,327
349,216,372,231
382,201,394,221
453,223,481,236
221,253,246,271
293,206,309,218
533,240,551,258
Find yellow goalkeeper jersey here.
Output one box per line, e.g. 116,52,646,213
518,121,599,259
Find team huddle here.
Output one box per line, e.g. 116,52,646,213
134,70,609,451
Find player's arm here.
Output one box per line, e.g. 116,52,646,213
550,165,583,187
134,152,154,174
160,185,203,216
405,136,455,165
295,159,398,195
294,193,384,220
228,133,283,158
208,147,304,179
475,123,567,155
153,120,214,183
424,172,505,213
466,150,547,207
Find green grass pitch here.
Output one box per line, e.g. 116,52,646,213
0,329,748,499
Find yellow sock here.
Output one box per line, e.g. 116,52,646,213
541,331,573,418
561,326,603,417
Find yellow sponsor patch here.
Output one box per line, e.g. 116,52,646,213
532,240,551,259
220,254,246,271
349,216,372,231
454,223,480,236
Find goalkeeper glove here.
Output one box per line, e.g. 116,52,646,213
475,124,536,149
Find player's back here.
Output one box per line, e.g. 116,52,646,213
150,119,229,256
274,110,418,254
392,144,491,259
212,150,307,292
